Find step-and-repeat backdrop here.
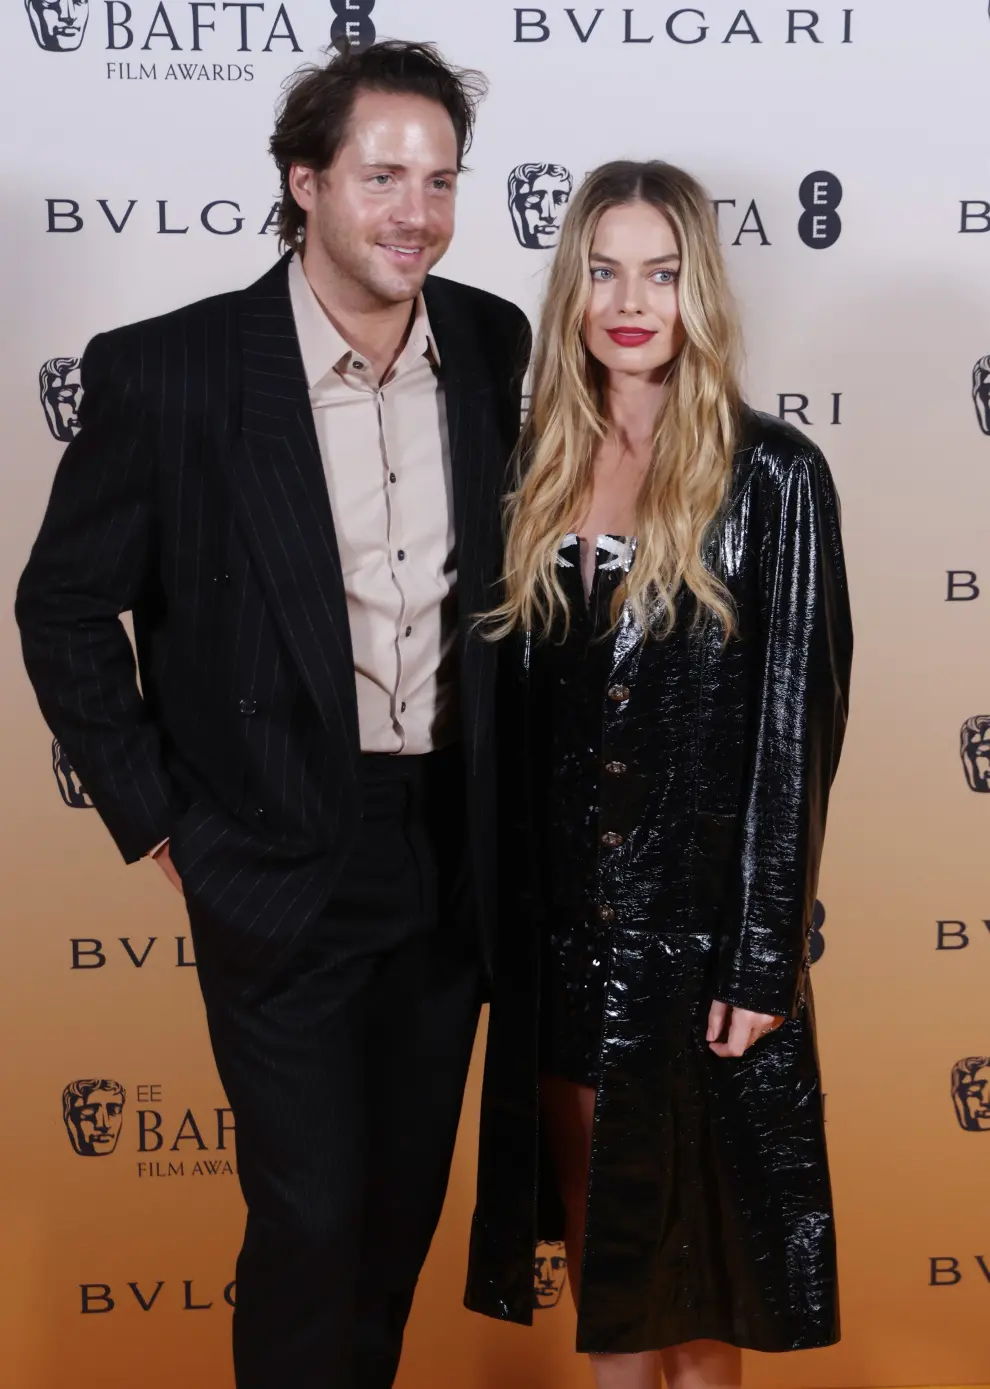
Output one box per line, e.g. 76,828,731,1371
2,2,988,1386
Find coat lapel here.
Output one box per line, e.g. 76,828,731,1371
423,277,504,772
423,276,499,626
223,253,360,757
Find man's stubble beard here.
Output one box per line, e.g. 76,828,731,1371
317,218,443,310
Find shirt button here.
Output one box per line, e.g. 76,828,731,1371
397,550,406,561
600,830,624,849
605,761,628,775
405,626,412,637
400,701,407,713
389,472,396,484
215,572,230,587
353,359,365,370
597,903,616,923
239,699,257,716
607,684,630,703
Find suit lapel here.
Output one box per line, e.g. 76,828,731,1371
222,253,360,756
424,277,505,771
424,277,499,624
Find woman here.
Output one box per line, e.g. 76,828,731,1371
465,161,852,1389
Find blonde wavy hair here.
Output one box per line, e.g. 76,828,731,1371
489,160,742,641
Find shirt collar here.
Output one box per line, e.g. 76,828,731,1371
288,251,440,391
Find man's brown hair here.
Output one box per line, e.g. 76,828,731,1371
269,40,487,250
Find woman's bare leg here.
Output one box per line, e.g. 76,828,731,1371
540,1072,661,1389
660,1340,741,1389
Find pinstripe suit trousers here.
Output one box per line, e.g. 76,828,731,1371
189,748,481,1389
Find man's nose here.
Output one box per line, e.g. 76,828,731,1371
393,183,428,230
93,1106,110,1133
58,0,75,20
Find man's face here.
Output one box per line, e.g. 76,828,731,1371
963,722,990,791
514,172,571,248
973,366,990,436
533,1241,567,1308
26,0,89,51
292,89,458,311
65,1088,125,1156
956,1063,990,1131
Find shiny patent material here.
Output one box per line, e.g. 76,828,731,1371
465,410,853,1354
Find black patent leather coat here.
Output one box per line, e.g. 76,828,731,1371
465,411,853,1354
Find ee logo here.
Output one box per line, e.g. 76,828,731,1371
799,172,843,249
331,0,376,51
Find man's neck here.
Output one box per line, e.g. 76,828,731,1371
299,243,416,382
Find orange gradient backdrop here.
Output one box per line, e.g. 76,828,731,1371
2,2,989,1385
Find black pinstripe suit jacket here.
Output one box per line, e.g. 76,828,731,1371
16,253,530,968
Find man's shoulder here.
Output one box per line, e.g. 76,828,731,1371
91,283,240,356
426,273,529,336
89,256,285,358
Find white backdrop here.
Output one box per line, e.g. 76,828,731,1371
3,3,990,1387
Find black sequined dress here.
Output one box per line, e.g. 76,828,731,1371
539,533,637,1088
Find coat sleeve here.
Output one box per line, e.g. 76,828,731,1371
15,330,175,863
716,447,853,1018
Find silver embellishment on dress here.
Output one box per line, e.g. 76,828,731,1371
556,534,636,572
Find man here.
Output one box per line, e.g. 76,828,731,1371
18,40,529,1389
507,161,573,249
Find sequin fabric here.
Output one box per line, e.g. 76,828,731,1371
466,411,854,1355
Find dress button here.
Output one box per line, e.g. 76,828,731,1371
605,761,628,775
607,684,630,703
389,472,397,484
215,572,230,587
405,626,412,637
254,806,266,821
239,698,257,716
598,903,616,923
397,549,406,561
401,701,407,713
600,830,624,849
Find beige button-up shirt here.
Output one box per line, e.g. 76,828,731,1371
287,253,457,755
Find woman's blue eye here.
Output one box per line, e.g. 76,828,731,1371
591,266,613,281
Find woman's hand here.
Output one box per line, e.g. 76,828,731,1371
706,999,784,1058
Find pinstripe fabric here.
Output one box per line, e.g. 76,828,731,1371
17,252,531,970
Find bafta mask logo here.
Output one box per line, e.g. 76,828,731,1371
63,1079,126,1156
25,0,89,51
53,738,92,809
973,355,990,436
951,1057,990,1132
40,357,82,441
508,164,573,249
533,1239,567,1309
960,716,990,792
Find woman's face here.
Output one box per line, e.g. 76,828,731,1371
583,200,686,379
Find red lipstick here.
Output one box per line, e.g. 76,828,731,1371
606,328,656,347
